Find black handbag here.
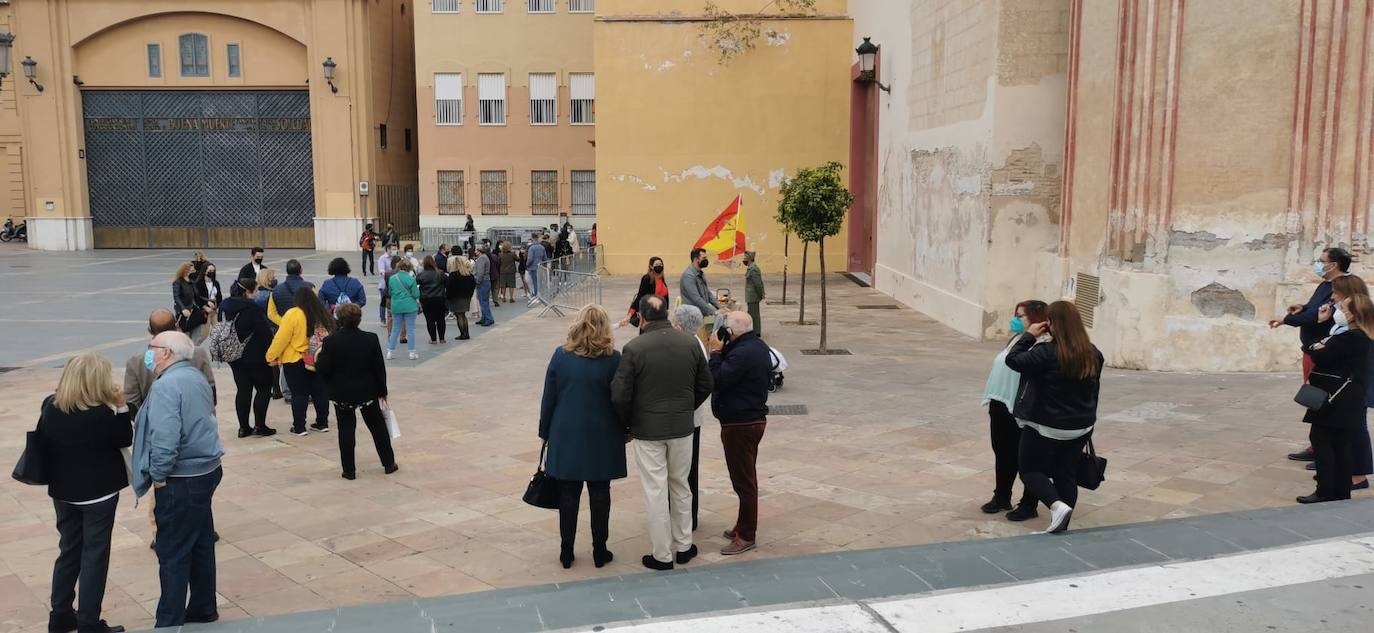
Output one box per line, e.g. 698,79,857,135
1076,438,1107,491
12,400,50,486
1295,372,1352,411
522,441,560,510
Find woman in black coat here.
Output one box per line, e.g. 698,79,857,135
220,278,277,438
1300,294,1374,503
445,257,477,340
38,353,133,633
314,303,398,480
172,261,201,330
620,256,670,328
1004,300,1103,535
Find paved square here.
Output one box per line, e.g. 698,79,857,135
0,245,1327,632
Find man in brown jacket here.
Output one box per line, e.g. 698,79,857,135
612,295,713,571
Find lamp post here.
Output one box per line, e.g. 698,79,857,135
855,37,890,93
322,57,338,94
21,56,43,93
0,33,14,89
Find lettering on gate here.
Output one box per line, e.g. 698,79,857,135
85,117,136,132
142,117,259,132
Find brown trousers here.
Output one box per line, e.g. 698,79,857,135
721,421,767,542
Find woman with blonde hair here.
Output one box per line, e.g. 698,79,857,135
38,353,133,633
538,304,624,569
1300,293,1374,503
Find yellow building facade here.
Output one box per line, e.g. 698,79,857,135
594,0,853,275
414,0,596,239
1,0,416,250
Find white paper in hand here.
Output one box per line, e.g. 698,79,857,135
383,403,401,439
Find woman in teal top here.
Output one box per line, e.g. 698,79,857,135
386,258,421,360
981,299,1048,520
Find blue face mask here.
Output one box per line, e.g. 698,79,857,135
1009,316,1026,335
1315,261,1328,277
143,349,157,372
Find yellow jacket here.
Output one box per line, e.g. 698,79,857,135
266,307,309,365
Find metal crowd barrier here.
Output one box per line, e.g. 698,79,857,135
420,228,474,251
531,246,603,317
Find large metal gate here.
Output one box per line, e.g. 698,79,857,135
83,90,316,249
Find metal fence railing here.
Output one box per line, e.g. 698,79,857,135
532,246,602,317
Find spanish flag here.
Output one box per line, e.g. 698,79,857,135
694,195,747,261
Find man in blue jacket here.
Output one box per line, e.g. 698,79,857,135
1270,246,1352,462
708,311,771,556
526,234,549,298
131,331,225,628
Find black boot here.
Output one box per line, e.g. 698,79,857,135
980,494,1012,514
593,548,614,568
560,545,575,569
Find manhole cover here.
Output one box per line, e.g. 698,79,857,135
856,304,901,310
769,404,809,416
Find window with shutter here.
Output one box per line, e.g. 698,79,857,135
480,171,509,215
178,34,209,77
571,171,596,215
438,171,466,215
435,73,463,125
570,73,594,125
479,73,507,125
529,73,557,125
532,171,559,215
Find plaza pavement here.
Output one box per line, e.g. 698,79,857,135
0,245,1336,632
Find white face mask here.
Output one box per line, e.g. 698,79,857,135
1334,306,1349,329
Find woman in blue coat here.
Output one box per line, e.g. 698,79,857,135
539,304,625,570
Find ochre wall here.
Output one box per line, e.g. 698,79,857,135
414,5,595,227
595,2,852,276
0,4,25,226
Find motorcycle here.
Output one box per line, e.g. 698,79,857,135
0,218,25,243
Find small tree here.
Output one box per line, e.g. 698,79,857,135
777,161,853,351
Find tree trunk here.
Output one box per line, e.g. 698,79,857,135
780,232,790,303
819,238,828,351
798,241,809,323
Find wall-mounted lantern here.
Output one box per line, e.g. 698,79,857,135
322,57,338,94
855,37,890,93
0,32,14,89
21,56,43,92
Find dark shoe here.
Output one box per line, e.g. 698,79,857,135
237,427,253,438
271,389,284,400
458,334,470,340
1005,505,1039,522
342,472,356,481
641,555,673,571
77,622,124,633
593,548,614,568
1288,447,1316,461
980,495,1012,514
723,529,738,540
310,422,330,433
47,610,77,633
214,531,220,542
183,612,219,624
1297,493,1330,504
560,546,575,569
721,538,756,556
1354,479,1370,491
148,539,156,551
254,426,277,437
385,463,400,475
1306,462,1317,471
675,545,698,565
290,427,309,437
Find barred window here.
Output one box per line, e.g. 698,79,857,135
570,73,594,125
532,171,559,215
178,33,209,77
528,0,554,12
226,43,241,78
435,73,463,125
569,0,593,13
571,170,596,215
529,73,557,125
147,44,161,78
433,0,460,12
478,73,506,125
480,170,509,215
475,0,502,12
438,170,465,215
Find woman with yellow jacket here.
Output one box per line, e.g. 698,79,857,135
267,287,336,437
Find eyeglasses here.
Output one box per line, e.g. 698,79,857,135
148,344,169,351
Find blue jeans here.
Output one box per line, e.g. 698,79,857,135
530,269,540,297
153,467,222,628
477,281,494,324
389,311,417,352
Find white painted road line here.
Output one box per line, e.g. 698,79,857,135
571,604,891,633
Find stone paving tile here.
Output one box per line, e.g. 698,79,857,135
0,248,1355,632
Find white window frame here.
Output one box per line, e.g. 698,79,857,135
435,73,464,125
478,73,507,126
433,0,460,12
528,0,555,13
475,0,503,13
568,0,593,13
569,73,595,125
529,73,557,126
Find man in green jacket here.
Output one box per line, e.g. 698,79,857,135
744,251,765,337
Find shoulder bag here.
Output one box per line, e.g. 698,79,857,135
1295,371,1352,411
521,441,560,510
12,397,52,486
1076,437,1107,490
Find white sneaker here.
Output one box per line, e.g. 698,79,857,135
1044,501,1073,534
408,352,419,360
385,349,393,360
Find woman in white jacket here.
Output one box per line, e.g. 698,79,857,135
672,303,709,531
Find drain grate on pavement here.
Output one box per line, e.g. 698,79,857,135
856,304,901,310
769,404,809,416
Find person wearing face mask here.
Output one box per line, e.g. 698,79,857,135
203,264,223,322
1272,247,1352,463
980,300,1049,521
680,248,720,317
622,256,671,328
743,251,765,337
1314,275,1374,491
1299,293,1374,503
378,246,398,323
708,310,771,556
381,223,399,251
239,247,266,284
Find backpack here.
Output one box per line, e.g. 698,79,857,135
304,326,328,371
360,232,375,250
208,314,248,363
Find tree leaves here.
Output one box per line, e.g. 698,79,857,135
776,161,854,243
699,0,819,64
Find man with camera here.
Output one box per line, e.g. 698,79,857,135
708,310,771,556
